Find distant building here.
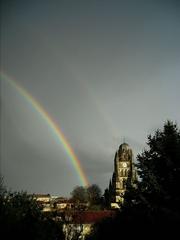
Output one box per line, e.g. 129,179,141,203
33,194,52,212
53,197,74,210
63,211,116,240
33,194,51,203
110,143,137,207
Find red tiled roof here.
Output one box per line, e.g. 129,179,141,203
72,211,116,224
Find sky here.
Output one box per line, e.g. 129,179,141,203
1,0,180,197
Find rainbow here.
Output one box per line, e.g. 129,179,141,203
1,72,89,186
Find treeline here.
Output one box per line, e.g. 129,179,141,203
0,185,65,240
0,178,103,240
86,121,180,239
70,184,102,210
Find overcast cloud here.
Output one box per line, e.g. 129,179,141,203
1,0,180,196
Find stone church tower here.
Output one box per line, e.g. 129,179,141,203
110,143,137,207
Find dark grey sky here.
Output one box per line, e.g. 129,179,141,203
1,0,180,196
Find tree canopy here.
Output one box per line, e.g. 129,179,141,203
87,121,180,239
135,120,180,218
0,186,64,240
71,184,102,209
71,186,88,203
87,184,102,206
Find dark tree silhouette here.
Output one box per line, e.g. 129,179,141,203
87,184,102,206
71,186,88,203
71,184,102,210
103,188,111,209
0,188,64,240
87,121,180,240
134,120,180,223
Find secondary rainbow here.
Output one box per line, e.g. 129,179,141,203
1,72,89,186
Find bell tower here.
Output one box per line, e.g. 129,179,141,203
110,143,136,207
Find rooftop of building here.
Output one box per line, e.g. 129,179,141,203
69,210,116,224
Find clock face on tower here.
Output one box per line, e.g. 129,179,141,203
122,162,127,167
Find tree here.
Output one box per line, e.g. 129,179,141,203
87,121,180,239
103,188,110,209
71,185,102,210
134,120,180,222
122,121,180,228
71,186,88,203
0,176,6,197
87,184,102,207
0,187,65,240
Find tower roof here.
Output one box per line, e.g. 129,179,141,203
119,143,131,151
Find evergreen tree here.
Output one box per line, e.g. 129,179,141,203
87,121,180,240
122,120,180,232
103,188,110,209
122,121,180,227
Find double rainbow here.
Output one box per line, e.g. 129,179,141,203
1,72,89,186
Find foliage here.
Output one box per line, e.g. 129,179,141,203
87,184,102,206
71,186,88,203
0,186,64,240
0,176,7,198
87,121,180,239
103,188,110,208
71,184,102,209
125,121,180,227
135,121,180,218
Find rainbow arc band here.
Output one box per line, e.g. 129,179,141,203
1,72,89,187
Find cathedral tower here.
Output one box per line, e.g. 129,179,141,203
110,143,137,207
